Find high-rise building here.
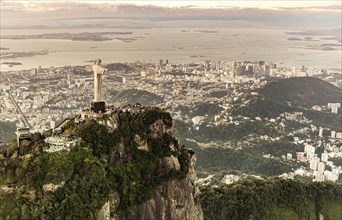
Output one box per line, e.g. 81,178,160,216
67,73,72,85
246,65,254,75
324,170,339,182
321,152,328,162
336,132,342,139
33,95,42,106
328,103,341,114
314,172,325,181
203,60,211,71
310,157,320,171
235,66,244,77
304,144,315,155
318,162,325,173
318,127,323,137
42,95,49,104
50,120,55,129
141,70,147,78
286,153,292,160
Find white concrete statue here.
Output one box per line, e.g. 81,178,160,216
92,59,107,102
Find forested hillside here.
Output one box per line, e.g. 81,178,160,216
199,178,342,220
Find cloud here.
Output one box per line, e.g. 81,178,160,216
1,1,341,14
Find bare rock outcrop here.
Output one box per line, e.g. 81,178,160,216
122,152,203,220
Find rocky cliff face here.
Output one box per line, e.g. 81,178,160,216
93,106,203,220
122,154,203,220
98,152,203,220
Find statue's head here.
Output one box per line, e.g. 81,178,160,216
95,59,102,65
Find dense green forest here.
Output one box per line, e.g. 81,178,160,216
0,121,16,143
177,137,300,177
198,178,342,220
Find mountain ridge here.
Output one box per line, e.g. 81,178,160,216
232,77,341,131
260,77,341,107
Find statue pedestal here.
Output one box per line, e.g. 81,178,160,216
91,101,106,113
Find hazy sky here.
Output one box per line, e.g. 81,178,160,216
1,0,341,29
2,0,341,10
100,0,341,9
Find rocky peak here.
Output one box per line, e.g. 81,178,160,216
0,105,203,220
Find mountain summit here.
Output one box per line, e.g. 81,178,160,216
260,77,341,107
0,105,203,220
233,77,341,121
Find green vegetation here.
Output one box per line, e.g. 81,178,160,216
330,158,342,167
207,90,228,98
196,147,292,176
195,120,279,142
105,63,134,73
175,119,281,143
175,103,223,119
178,134,298,177
0,108,190,219
0,121,16,143
112,89,164,106
321,202,342,220
198,178,342,220
305,110,342,131
232,96,296,118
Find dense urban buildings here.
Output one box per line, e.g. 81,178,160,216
1,59,341,183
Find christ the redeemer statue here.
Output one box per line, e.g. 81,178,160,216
92,59,107,112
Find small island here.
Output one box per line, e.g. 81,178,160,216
114,36,143,43
287,38,303,41
1,32,134,42
84,60,96,63
1,62,23,67
287,37,318,42
0,51,48,59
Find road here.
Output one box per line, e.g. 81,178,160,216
8,92,31,129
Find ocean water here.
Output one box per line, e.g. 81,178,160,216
1,28,341,71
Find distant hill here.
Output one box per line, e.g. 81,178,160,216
207,90,228,98
260,77,341,107
105,63,135,73
111,89,164,106
232,77,341,130
199,178,342,220
232,97,297,118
